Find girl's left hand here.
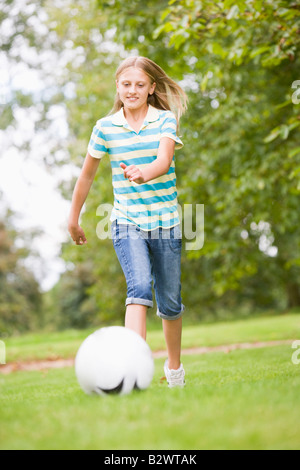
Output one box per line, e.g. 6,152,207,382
120,163,146,184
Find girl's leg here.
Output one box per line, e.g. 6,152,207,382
149,225,184,374
111,222,153,341
125,304,147,340
162,317,182,370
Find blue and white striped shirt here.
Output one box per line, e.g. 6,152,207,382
88,105,183,231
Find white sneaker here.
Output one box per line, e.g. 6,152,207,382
164,360,185,388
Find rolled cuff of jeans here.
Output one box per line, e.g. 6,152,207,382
156,303,185,321
125,297,153,308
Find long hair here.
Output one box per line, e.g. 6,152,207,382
110,56,188,125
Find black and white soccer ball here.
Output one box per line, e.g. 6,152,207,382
75,326,154,396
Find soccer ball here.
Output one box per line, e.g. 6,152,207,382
75,326,154,396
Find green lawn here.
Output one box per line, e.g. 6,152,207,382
2,312,300,362
0,344,299,450
1,313,299,450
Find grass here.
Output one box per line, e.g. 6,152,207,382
2,311,300,362
0,313,299,450
0,345,299,450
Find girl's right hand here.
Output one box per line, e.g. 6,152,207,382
68,224,87,246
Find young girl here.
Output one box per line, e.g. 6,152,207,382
68,56,188,387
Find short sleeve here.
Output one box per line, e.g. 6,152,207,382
160,112,183,150
87,121,108,159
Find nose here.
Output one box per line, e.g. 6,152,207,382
129,84,138,94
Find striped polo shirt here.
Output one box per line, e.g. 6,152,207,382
88,105,183,231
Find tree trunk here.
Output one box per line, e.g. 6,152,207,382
287,282,300,308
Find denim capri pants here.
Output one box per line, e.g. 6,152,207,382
111,220,185,321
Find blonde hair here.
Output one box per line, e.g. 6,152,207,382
111,56,188,124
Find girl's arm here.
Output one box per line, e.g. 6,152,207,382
120,137,176,184
68,152,101,245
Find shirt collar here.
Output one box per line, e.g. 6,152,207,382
111,105,160,128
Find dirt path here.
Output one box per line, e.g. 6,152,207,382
0,339,293,375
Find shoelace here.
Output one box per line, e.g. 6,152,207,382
168,368,185,385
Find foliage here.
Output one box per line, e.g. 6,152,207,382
100,0,300,309
3,0,300,331
44,0,300,327
0,213,42,335
42,0,130,327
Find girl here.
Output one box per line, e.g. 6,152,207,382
68,56,188,387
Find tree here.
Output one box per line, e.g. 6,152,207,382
44,0,131,326
100,0,300,309
44,0,300,325
0,212,42,334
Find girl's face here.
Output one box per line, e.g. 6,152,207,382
116,67,156,111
